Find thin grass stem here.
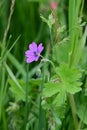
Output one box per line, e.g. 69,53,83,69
3,0,15,44
25,64,29,130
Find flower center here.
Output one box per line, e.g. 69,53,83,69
34,51,39,57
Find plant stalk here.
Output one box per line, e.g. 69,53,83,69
25,64,29,130
68,93,79,130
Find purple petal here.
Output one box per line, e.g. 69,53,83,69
25,50,34,57
34,55,40,61
25,50,36,63
26,57,34,63
26,53,36,62
25,50,32,56
37,43,44,53
29,42,37,52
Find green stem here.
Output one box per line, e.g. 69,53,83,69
2,106,8,130
68,94,79,130
0,65,5,120
40,55,56,73
25,64,29,130
50,29,53,47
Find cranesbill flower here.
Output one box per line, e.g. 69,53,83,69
25,42,44,63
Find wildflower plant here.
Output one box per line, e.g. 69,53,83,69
39,1,86,130
0,0,87,130
24,1,87,128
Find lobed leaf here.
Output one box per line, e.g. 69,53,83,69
43,82,61,97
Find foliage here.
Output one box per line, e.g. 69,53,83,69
0,0,87,130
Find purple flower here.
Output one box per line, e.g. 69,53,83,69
25,42,44,63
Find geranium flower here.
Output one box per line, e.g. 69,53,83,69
25,42,44,63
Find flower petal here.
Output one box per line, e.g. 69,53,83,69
26,52,36,62
29,42,37,52
25,50,31,55
25,50,34,57
26,57,34,63
37,43,44,53
34,55,40,61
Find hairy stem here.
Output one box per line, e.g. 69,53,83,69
68,94,79,130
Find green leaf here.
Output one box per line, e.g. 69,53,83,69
52,43,69,64
0,35,21,63
8,79,25,101
77,103,87,125
72,26,87,66
56,63,82,94
5,63,25,94
53,91,66,106
57,25,66,35
48,13,55,29
43,82,61,97
79,47,87,70
56,64,81,82
76,94,87,125
52,110,62,126
8,78,42,101
29,79,42,86
40,13,55,30
42,63,82,111
66,82,82,94
7,53,26,78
